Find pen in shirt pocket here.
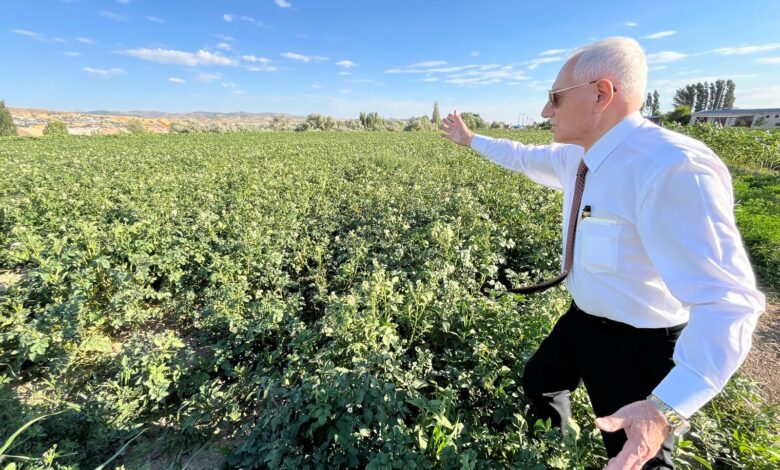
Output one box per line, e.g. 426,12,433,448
582,205,591,219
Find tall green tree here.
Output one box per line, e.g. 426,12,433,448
672,85,696,108
723,80,736,109
431,101,441,126
0,100,17,136
642,92,653,115
708,83,717,110
713,79,726,109
694,82,708,112
651,90,661,115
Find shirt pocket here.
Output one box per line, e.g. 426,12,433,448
577,217,621,273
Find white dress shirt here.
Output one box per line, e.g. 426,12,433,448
470,112,766,418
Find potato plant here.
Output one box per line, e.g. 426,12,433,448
0,131,777,469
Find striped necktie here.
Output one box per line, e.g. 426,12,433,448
504,159,589,294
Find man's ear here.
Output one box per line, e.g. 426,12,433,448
593,79,615,113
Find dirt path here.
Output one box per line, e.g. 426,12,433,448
742,297,779,406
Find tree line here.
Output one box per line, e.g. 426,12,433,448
0,81,742,138
673,79,736,112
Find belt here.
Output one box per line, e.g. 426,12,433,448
571,302,687,337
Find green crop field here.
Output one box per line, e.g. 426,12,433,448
1,129,778,469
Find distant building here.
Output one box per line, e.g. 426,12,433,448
690,108,780,128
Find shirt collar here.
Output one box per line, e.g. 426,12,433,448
583,111,645,172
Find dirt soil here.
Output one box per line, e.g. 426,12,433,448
741,298,779,406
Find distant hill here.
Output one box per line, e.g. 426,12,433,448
8,107,307,136
85,110,304,121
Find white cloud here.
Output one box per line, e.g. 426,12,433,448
146,16,165,24
312,83,322,89
525,56,563,70
222,82,237,88
281,52,329,62
53,37,66,43
346,79,379,84
275,0,292,8
648,65,667,72
539,49,566,56
217,42,232,51
676,68,702,75
385,61,527,86
336,60,357,68
625,21,637,27
646,51,687,63
471,51,480,57
736,85,780,108
169,77,186,83
210,33,235,42
84,67,125,78
714,42,780,55
242,55,278,71
339,88,351,94
756,56,780,64
243,55,270,63
119,48,238,66
445,67,530,85
76,37,96,44
11,29,46,41
100,11,129,22
386,60,450,73
643,30,677,40
247,65,278,72
240,15,262,26
223,14,234,22
232,90,246,95
338,71,351,76
64,51,81,57
195,72,222,83
410,60,447,68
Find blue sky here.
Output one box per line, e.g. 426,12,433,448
3,0,780,123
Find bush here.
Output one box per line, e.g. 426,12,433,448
270,115,293,131
405,115,437,131
460,112,487,130
43,120,69,136
359,112,385,131
661,105,692,126
126,119,147,134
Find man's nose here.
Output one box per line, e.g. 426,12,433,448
541,100,554,119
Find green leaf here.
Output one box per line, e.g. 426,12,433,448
0,410,64,456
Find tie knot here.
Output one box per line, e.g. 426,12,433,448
577,159,589,176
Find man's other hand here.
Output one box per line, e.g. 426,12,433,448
595,400,671,470
440,111,474,147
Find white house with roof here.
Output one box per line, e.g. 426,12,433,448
690,108,780,128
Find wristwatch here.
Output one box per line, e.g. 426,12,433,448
647,394,691,437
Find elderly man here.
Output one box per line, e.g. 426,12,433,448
440,37,765,469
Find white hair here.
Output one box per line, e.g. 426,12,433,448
569,37,647,106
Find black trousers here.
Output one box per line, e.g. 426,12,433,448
522,302,686,469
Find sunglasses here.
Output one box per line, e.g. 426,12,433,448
547,80,616,108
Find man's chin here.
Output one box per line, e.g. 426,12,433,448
551,127,562,143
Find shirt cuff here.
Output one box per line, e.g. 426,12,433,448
470,134,493,154
652,364,721,419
